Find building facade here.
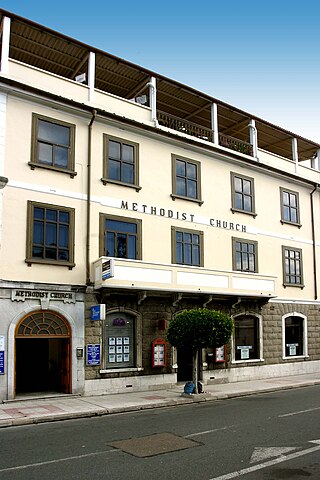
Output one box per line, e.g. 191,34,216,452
0,10,320,401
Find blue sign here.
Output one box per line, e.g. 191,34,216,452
0,351,4,375
86,344,101,366
90,304,106,321
102,259,114,280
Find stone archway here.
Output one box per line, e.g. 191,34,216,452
15,310,71,396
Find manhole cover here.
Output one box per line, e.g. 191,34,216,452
109,432,201,457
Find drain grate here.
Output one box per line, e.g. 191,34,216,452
109,432,201,457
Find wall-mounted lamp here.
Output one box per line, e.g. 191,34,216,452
0,176,8,189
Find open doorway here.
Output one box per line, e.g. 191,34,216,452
15,311,71,396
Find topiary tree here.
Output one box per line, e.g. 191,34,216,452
167,308,234,393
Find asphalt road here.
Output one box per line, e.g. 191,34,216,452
0,385,320,479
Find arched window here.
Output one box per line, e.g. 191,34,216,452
233,314,262,361
282,313,307,358
104,311,136,369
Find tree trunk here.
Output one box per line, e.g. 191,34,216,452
192,349,199,394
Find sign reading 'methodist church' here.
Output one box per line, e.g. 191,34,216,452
120,200,247,232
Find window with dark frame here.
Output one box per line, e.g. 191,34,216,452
26,201,75,267
172,155,202,203
284,316,304,357
234,315,260,361
232,238,258,272
105,312,135,369
172,227,203,266
100,215,141,260
30,114,75,175
280,188,300,225
282,246,303,286
231,172,255,215
103,135,139,188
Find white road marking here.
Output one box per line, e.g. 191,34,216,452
185,425,235,438
250,446,297,463
209,441,320,480
0,449,119,473
279,406,320,417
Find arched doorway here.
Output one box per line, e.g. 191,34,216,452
15,311,71,396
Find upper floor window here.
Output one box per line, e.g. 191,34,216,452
280,187,301,226
100,214,142,260
172,227,203,266
171,155,202,205
232,237,258,273
102,135,140,190
30,114,76,177
231,172,256,216
26,201,75,268
282,246,304,287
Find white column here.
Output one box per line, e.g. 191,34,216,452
149,77,158,126
0,16,11,74
88,51,95,102
313,149,320,171
211,102,219,144
292,138,298,173
249,119,258,158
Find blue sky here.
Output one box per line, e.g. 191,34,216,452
1,0,320,143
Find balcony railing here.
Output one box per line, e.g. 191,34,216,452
218,133,253,156
157,111,213,142
157,111,253,156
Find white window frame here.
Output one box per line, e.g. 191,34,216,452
231,313,264,364
282,312,308,360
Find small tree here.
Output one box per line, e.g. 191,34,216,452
167,308,233,393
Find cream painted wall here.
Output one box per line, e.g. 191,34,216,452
1,88,320,300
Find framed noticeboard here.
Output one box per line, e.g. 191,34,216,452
215,345,226,363
152,338,166,367
86,344,101,366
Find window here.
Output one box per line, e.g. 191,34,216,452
280,187,301,226
282,314,307,358
26,201,75,267
282,246,303,287
233,315,261,361
171,155,202,204
231,172,256,216
102,135,140,190
232,237,258,272
99,214,142,260
30,114,76,176
103,309,142,371
172,227,203,266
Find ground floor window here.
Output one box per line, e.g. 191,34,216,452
233,315,261,361
105,312,135,368
282,314,307,358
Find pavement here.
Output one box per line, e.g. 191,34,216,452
0,372,320,428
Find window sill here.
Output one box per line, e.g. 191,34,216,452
170,194,203,206
231,208,257,218
283,283,305,289
28,162,77,178
99,367,144,374
282,355,308,361
280,220,302,228
232,358,264,364
25,258,75,270
101,178,142,192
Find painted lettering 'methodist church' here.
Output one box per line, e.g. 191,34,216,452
0,9,320,401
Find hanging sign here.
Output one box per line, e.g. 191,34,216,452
90,304,106,321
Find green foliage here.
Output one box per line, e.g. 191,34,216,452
167,308,233,349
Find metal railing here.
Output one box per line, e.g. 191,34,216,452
157,111,253,156
157,111,213,142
